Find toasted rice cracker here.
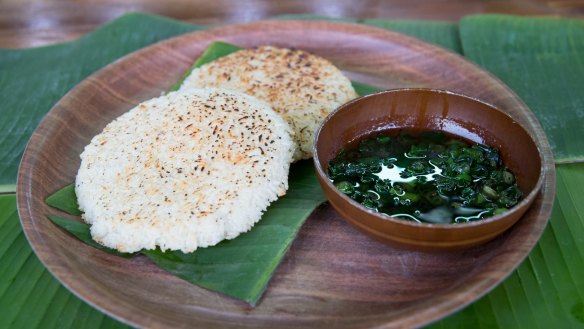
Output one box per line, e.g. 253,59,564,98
75,88,294,253
179,46,358,161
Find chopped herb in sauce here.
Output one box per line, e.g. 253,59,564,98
328,130,522,224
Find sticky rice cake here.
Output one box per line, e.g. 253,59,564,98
179,46,358,161
75,88,294,253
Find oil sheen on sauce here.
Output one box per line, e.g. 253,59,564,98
327,129,522,224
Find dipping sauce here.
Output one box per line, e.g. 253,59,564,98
327,129,522,224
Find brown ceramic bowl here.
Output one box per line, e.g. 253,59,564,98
313,88,544,251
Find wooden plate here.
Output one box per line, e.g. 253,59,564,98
17,21,555,328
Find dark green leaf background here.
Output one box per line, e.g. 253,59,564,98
1,13,583,328
459,15,584,164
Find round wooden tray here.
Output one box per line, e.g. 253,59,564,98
17,20,555,328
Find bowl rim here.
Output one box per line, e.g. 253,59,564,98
313,87,545,229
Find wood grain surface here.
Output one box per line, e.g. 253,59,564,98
17,21,555,329
2,0,584,48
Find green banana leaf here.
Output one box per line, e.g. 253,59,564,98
2,12,584,329
45,185,81,216
0,195,128,329
459,15,584,163
143,160,325,304
47,160,325,305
